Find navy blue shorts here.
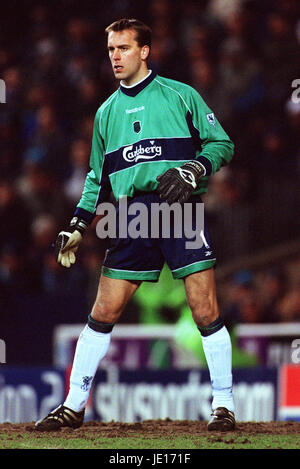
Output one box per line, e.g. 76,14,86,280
102,193,216,281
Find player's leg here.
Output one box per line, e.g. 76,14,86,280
184,268,235,430
35,275,140,431
184,267,220,328
57,194,163,428
161,195,235,430
35,193,164,431
90,274,141,324
64,275,140,408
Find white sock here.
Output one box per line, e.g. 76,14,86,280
201,325,234,413
64,325,111,412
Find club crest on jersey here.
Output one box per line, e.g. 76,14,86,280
206,113,216,126
123,140,162,163
133,120,141,133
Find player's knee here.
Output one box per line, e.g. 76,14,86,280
189,295,219,327
91,300,122,324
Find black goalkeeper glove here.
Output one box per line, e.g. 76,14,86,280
156,161,205,204
54,217,89,268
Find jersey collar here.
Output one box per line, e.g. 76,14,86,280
120,70,157,97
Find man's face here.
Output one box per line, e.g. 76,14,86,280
107,29,149,86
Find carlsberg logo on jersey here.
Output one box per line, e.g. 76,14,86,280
123,140,162,163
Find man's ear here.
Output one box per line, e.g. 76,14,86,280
141,45,150,60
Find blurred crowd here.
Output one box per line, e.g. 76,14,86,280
220,259,300,327
1,0,300,364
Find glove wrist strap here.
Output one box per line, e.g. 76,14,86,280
182,161,205,178
69,217,89,235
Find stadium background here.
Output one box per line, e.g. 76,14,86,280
0,0,300,424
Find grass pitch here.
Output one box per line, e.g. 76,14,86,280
0,420,299,450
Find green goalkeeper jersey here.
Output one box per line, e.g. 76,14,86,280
75,71,234,223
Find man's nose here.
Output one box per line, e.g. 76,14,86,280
113,50,121,60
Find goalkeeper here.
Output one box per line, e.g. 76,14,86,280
35,18,235,432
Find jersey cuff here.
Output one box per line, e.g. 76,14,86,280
74,207,95,224
195,155,213,176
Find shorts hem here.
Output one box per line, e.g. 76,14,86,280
171,259,216,279
102,266,161,281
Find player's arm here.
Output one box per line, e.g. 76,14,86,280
56,109,107,267
186,87,234,176
156,88,234,204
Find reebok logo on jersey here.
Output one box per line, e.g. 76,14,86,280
123,140,162,163
125,105,145,114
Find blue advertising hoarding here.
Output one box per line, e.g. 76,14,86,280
0,367,66,423
91,367,278,423
0,366,278,423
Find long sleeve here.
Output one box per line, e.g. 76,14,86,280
186,88,234,176
74,108,111,223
